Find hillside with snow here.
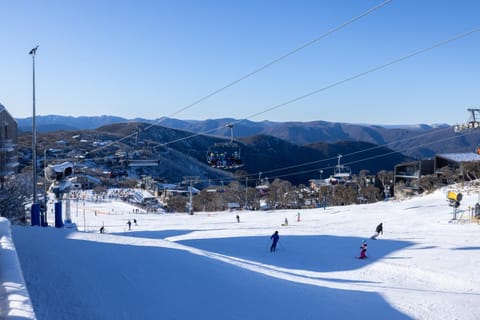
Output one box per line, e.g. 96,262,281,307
3,186,480,319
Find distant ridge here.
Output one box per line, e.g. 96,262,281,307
15,115,473,160
17,115,131,132
17,121,411,186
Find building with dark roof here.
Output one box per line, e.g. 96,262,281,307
394,152,480,198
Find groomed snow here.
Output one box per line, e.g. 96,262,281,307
6,186,480,319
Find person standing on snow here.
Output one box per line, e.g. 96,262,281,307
127,220,131,230
359,240,368,259
270,231,280,252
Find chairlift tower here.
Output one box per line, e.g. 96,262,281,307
226,123,234,144
454,109,480,154
183,176,199,214
334,154,351,179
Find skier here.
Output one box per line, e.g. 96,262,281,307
270,231,280,252
236,214,240,223
359,240,367,259
127,220,131,230
282,217,288,226
297,212,301,222
371,222,383,240
134,218,137,225
99,226,105,234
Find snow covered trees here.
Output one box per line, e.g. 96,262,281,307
0,174,32,223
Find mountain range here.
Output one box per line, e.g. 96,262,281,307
16,115,478,159
15,115,480,185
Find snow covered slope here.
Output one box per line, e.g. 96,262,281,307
7,186,480,319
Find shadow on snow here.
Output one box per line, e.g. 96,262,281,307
13,226,412,320
179,235,414,273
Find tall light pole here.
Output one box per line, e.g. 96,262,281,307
43,148,49,226
30,45,39,204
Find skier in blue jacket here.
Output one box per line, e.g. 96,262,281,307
270,231,280,252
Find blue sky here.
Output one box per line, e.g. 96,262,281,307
1,0,479,125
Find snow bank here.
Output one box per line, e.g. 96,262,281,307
0,218,36,319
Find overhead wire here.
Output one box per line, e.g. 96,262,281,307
243,125,456,176
80,25,480,184
139,26,480,150
52,124,476,186
272,130,473,181
201,127,474,184
85,0,393,156
155,0,393,120
67,16,480,187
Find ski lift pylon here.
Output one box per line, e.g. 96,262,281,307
333,154,351,179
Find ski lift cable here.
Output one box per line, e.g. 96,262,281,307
157,0,393,120
288,130,472,180
56,126,474,187
76,114,470,185
84,23,480,159
77,28,480,180
142,0,393,123
243,27,480,121
197,128,473,185
253,130,474,182
220,125,456,179
83,0,393,155
139,26,480,151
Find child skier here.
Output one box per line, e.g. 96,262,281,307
359,240,368,259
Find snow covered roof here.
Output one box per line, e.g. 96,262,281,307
436,153,480,163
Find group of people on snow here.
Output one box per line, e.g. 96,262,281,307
100,209,383,260
99,218,138,233
269,220,383,259
358,222,383,259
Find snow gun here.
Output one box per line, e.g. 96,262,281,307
447,191,462,208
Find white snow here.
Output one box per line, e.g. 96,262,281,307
0,219,36,319
4,186,480,319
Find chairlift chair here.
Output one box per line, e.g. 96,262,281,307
206,124,243,169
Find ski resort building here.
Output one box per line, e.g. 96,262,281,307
434,153,480,172
394,152,480,197
394,159,435,193
0,103,18,179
